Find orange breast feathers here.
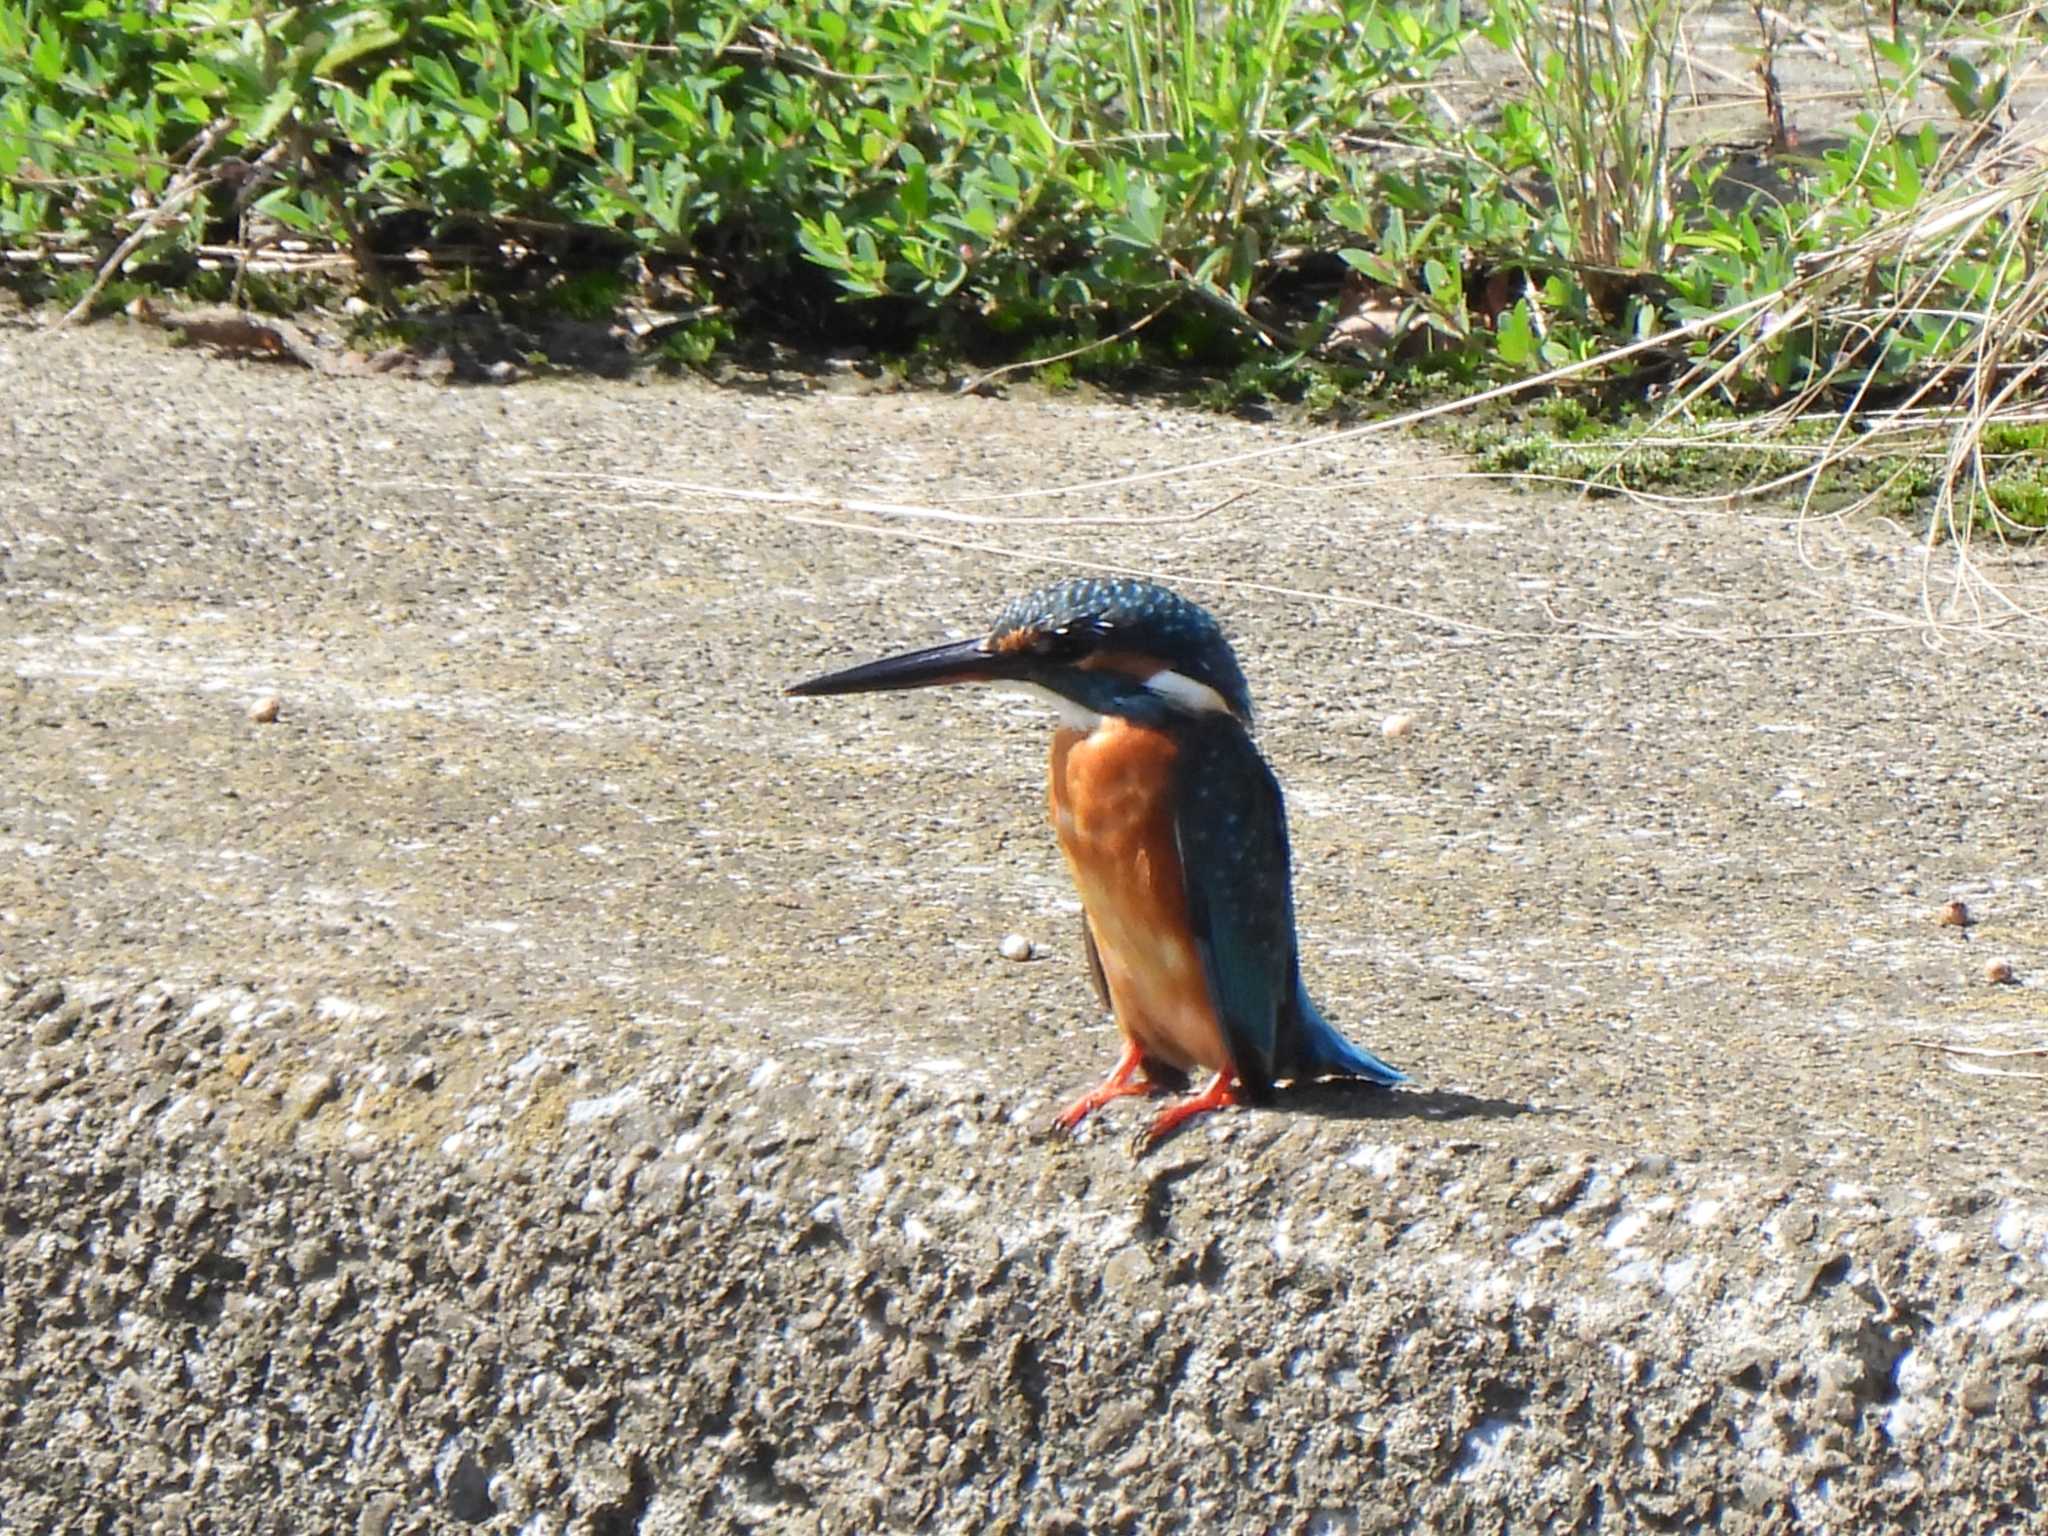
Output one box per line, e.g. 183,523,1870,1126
1048,721,1233,1078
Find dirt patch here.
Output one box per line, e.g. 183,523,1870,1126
3,319,2047,1530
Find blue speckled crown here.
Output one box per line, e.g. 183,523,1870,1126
990,577,1255,721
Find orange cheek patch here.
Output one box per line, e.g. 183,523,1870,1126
988,627,1044,655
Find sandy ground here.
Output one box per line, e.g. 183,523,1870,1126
4,318,2048,1532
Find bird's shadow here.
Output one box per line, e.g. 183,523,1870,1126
1122,1081,1557,1157
1047,1078,1560,1158
1277,1078,1554,1127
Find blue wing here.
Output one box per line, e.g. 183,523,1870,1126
1169,721,1298,1101
1171,721,1406,1094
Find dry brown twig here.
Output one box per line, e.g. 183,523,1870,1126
956,302,1173,395
1913,1042,2048,1060
1912,1040,2048,1082
52,119,230,330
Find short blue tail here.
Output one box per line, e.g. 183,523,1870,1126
1289,986,1406,1085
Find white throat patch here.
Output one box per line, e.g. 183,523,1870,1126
1014,683,1105,731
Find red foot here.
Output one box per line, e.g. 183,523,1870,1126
1139,1071,1242,1149
1054,1042,1158,1132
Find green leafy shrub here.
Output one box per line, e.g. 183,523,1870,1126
2,0,2044,428
0,0,1473,359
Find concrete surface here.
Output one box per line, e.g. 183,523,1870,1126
3,320,2047,1533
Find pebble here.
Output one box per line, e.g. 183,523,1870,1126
248,694,282,724
1985,958,2016,985
1937,900,1970,928
1381,711,1416,739
14,980,65,1022
999,933,1034,962
31,1001,83,1046
357,1493,402,1536
1959,1370,1999,1415
1101,1246,1154,1292
283,1070,338,1122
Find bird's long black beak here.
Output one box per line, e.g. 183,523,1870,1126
786,636,1021,698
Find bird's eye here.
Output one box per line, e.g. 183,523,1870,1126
1032,626,1093,659
992,622,1097,659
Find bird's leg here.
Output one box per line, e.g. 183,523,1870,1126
1053,1041,1159,1132
1136,1071,1242,1151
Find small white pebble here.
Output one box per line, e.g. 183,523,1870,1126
1381,711,1415,739
248,694,282,724
999,933,1034,962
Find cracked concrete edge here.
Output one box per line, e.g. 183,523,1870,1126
4,970,2046,1534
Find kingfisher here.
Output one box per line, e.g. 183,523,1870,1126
786,576,1405,1148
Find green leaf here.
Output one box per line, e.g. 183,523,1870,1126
901,159,929,222
961,191,997,239
568,86,595,153
1382,204,1409,260
422,10,497,45
1325,196,1372,237
1494,299,1536,365
410,52,461,101
30,26,63,82
1893,143,1921,202
1337,248,1400,286
248,80,298,142
587,69,638,122
154,60,226,98
251,185,323,234
315,24,405,77
1285,134,1338,181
